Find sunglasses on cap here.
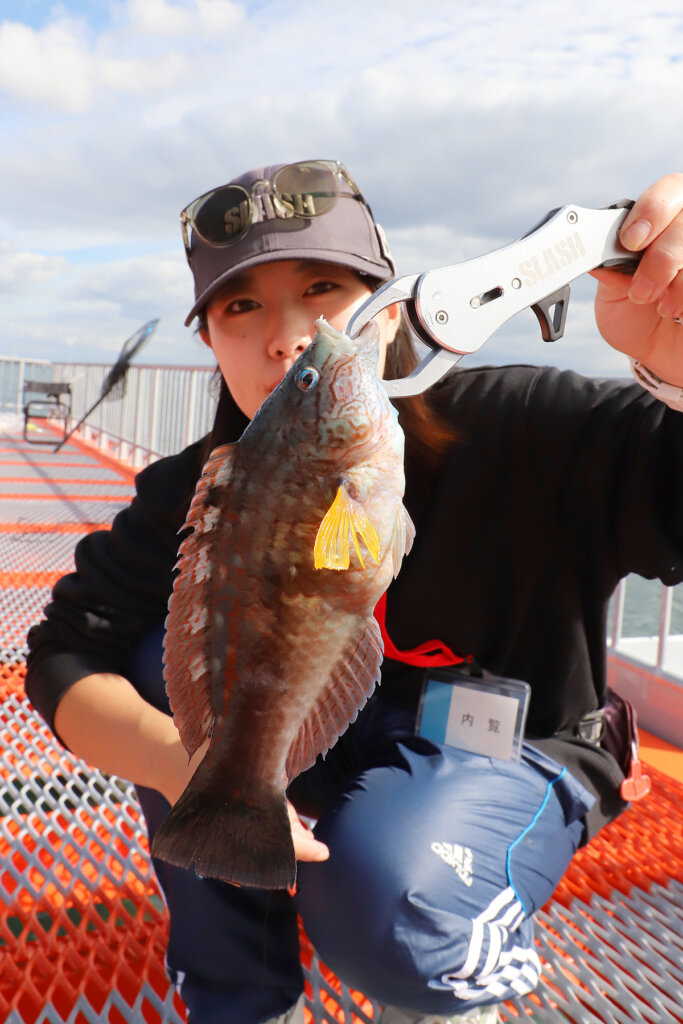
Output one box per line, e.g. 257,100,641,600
180,159,365,258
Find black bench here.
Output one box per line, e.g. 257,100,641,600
23,379,72,445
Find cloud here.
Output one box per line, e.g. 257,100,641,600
0,0,681,377
100,52,188,95
125,0,242,36
126,0,193,35
0,18,93,112
0,239,68,294
0,1,243,114
1,249,211,366
0,238,207,366
67,250,193,319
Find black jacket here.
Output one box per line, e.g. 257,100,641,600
26,364,683,838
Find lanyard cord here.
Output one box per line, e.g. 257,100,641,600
374,592,467,668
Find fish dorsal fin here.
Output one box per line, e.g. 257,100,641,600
390,504,416,578
183,442,237,535
285,615,383,782
163,442,238,758
314,484,381,570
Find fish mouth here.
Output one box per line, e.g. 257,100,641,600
313,316,380,362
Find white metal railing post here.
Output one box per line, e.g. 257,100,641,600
610,578,626,650
132,370,144,468
118,375,127,462
657,585,674,670
185,370,199,450
16,359,25,415
150,368,160,457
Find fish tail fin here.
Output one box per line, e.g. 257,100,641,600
151,767,296,889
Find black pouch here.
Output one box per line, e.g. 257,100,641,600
602,687,639,777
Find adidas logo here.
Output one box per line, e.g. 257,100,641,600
431,841,474,887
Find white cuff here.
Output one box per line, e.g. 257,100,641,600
629,358,683,412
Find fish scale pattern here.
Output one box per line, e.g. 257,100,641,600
2,426,683,1023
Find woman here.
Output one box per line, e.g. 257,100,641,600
26,161,683,1024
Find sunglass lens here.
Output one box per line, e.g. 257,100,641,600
274,162,339,218
192,185,251,245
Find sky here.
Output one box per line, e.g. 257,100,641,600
0,0,681,375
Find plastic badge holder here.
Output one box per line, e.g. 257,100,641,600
417,668,531,762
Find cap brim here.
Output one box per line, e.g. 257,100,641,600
185,248,394,327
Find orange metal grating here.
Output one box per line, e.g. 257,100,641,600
2,425,683,1023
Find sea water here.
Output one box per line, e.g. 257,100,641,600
616,574,683,638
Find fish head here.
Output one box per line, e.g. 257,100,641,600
256,317,393,461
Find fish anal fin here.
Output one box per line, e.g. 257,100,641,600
390,503,416,578
285,616,383,781
314,484,381,571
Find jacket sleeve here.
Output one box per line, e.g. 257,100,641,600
25,440,205,732
521,367,683,585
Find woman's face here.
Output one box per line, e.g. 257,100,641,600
199,259,400,420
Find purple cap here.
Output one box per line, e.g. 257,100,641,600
184,162,396,326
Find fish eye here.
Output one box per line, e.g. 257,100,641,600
295,366,319,391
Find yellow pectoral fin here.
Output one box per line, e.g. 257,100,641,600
349,504,381,567
314,489,350,569
314,486,381,571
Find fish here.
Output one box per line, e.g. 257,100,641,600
151,317,415,889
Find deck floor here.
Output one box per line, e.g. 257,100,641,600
2,420,683,1024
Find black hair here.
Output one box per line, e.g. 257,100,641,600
383,319,458,468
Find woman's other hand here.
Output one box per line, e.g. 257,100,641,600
592,172,683,385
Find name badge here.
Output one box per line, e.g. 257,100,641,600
417,669,531,762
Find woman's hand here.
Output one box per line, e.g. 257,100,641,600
592,172,683,385
287,800,329,863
